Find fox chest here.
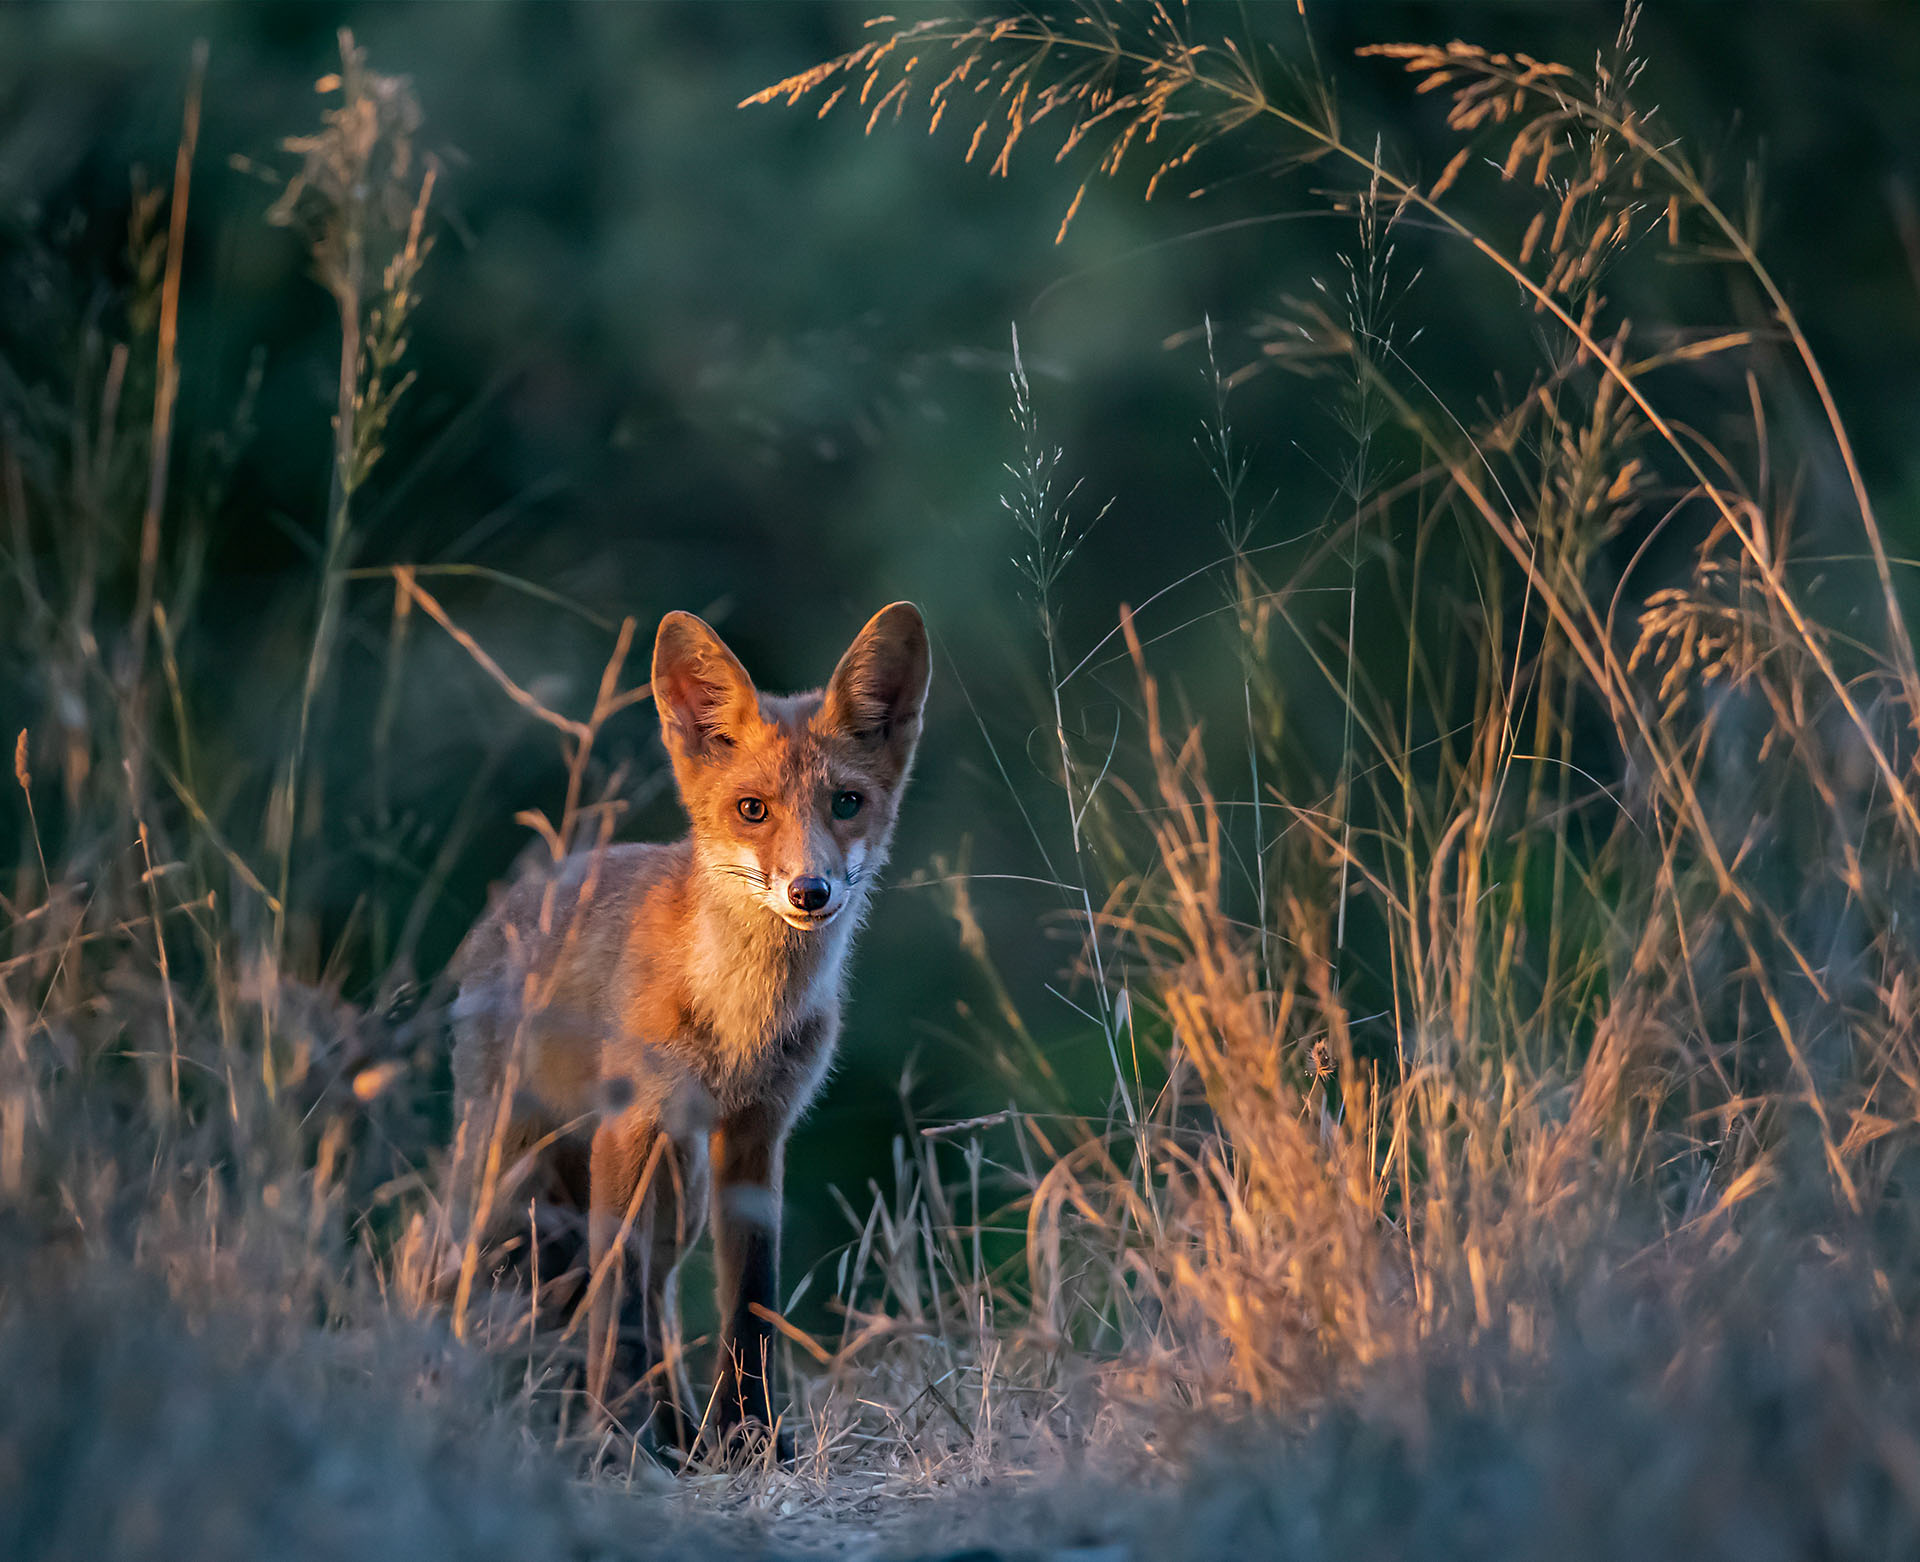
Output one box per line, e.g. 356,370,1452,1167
671,1005,839,1119
606,1005,825,1128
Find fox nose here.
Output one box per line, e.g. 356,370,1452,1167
789,876,831,913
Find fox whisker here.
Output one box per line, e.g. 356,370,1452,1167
714,865,771,888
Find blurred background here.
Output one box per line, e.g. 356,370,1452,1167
3,0,1918,1315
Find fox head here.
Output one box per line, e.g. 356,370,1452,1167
652,602,930,932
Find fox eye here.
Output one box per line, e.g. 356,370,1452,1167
832,791,863,820
737,797,768,824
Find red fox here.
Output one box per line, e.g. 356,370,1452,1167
448,602,928,1455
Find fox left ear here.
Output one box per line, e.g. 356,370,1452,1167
822,602,930,773
653,611,761,762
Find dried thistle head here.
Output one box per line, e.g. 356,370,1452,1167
264,28,436,497
268,28,425,302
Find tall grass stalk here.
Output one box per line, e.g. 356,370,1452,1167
125,40,204,704
1003,325,1133,1145
267,30,434,955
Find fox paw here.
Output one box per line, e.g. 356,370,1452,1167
697,1415,795,1469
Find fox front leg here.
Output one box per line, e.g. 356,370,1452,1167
709,1104,788,1441
586,1109,706,1439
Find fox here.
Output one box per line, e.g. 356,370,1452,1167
447,601,929,1456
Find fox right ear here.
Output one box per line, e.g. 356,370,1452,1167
822,601,930,774
652,612,759,760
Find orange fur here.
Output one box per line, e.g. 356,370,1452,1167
449,603,928,1454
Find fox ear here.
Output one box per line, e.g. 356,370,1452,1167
822,602,930,772
652,612,759,760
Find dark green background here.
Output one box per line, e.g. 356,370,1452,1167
3,1,1917,1308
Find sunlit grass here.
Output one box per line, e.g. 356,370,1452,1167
5,5,1920,1556
755,4,1920,1543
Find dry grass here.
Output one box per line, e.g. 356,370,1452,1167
6,7,1920,1559
748,4,1920,1550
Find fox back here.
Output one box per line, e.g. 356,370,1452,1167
448,601,929,1454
